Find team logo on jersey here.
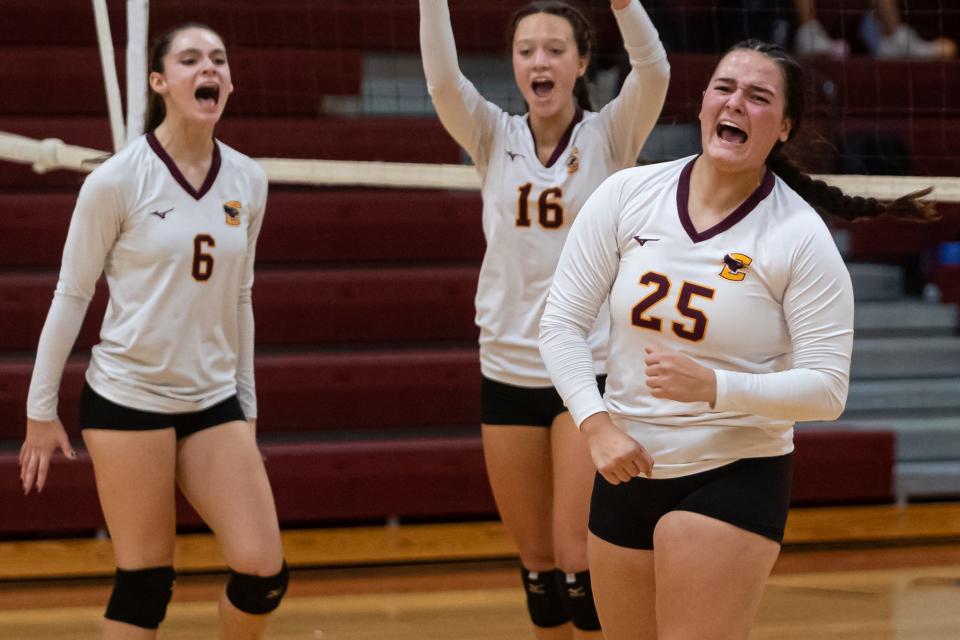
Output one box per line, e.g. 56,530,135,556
223,201,242,226
566,147,580,174
720,253,753,281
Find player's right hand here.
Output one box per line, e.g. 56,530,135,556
580,412,654,484
20,418,77,495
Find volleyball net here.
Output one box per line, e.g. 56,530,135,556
1,0,959,200
4,128,959,202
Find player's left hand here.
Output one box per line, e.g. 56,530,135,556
644,347,716,405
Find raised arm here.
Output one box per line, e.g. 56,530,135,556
419,0,500,165
599,0,670,167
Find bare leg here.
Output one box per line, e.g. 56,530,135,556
793,0,816,25
83,429,178,640
874,0,901,36
587,532,657,640
653,511,780,640
176,421,284,640
482,424,571,640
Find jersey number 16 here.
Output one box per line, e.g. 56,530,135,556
516,184,563,228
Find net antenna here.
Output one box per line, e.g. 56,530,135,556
92,0,126,151
126,0,150,142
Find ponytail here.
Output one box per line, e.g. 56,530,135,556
573,76,594,111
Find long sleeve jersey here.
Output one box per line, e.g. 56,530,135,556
420,0,669,386
540,157,854,477
27,133,266,421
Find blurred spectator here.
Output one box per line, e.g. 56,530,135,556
794,0,957,59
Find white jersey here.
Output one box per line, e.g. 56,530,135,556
420,0,669,387
27,133,266,420
540,156,854,478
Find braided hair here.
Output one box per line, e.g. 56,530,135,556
728,39,938,222
508,1,595,111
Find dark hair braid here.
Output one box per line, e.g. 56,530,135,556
726,39,938,223
509,1,595,111
767,150,938,222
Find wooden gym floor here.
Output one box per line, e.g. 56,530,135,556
1,504,959,639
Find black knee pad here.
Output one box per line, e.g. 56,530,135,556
226,560,289,615
560,570,601,631
520,567,569,628
104,566,176,629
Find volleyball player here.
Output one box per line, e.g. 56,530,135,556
420,0,668,636
19,24,287,639
539,40,936,639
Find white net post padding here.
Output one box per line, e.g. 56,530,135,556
1,131,959,202
0,132,107,174
126,0,150,143
92,0,125,151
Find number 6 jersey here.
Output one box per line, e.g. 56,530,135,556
541,156,855,478
421,0,669,387
27,133,266,420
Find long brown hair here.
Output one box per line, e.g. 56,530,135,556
508,1,594,111
143,22,222,133
726,39,938,222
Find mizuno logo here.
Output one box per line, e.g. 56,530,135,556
506,150,524,161
266,588,284,599
633,237,660,246
567,587,587,598
149,207,174,219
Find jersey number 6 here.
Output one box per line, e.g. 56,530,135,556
631,271,715,342
192,234,216,281
517,184,563,228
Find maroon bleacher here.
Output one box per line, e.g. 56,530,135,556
0,428,894,536
0,0,619,52
0,48,361,117
0,191,484,266
840,202,960,262
791,429,895,505
0,349,482,441
9,1,949,538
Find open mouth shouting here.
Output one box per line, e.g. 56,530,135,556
195,83,221,109
531,78,555,99
716,120,748,145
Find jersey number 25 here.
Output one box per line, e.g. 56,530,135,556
631,271,715,342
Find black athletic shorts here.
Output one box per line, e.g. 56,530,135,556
589,453,793,549
481,375,607,427
79,382,247,440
